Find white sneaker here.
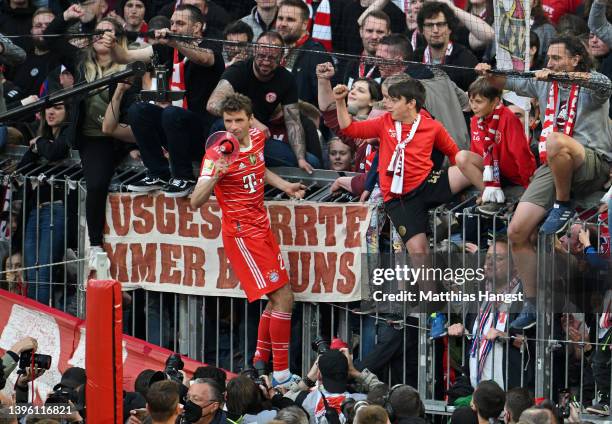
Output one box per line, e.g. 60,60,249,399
87,246,105,277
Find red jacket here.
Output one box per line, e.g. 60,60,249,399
341,111,459,202
470,105,536,188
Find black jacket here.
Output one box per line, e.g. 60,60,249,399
416,42,478,91
290,37,331,106
0,1,35,52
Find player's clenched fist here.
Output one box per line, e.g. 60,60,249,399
214,157,229,176
333,84,349,101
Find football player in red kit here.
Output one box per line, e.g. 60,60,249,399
191,93,306,387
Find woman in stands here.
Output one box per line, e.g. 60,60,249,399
44,6,138,270
17,102,72,306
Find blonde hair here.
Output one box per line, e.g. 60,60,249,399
82,17,127,82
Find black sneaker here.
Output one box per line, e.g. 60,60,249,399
476,202,506,216
163,178,195,198
127,176,168,192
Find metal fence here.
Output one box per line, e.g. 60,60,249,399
1,146,611,419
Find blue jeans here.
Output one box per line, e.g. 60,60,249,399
264,138,321,169
209,119,321,169
128,103,206,180
25,203,65,305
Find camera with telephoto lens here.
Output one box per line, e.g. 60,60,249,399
311,337,329,355
164,353,184,384
19,350,52,371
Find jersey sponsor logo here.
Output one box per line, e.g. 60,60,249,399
239,162,246,169
243,172,257,193
265,92,277,103
249,154,257,165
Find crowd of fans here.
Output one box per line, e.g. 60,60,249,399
1,0,612,421
0,333,607,424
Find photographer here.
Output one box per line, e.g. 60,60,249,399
225,375,297,424
284,348,382,424
1,336,39,384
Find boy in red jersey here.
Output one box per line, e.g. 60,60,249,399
455,77,537,215
334,79,472,337
191,93,306,387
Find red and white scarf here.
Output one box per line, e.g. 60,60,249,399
539,82,579,164
387,115,421,194
305,0,332,51
477,103,505,203
280,32,309,67
170,48,188,109
359,51,377,79
423,42,453,64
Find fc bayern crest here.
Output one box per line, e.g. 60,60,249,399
268,271,280,283
265,92,277,103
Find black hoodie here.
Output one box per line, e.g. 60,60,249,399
0,1,35,52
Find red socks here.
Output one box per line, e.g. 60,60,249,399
269,310,292,372
253,310,271,364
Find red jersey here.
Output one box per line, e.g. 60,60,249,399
470,105,536,188
199,128,270,238
341,111,459,202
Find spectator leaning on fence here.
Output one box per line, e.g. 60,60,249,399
334,78,472,317
477,34,612,331
207,31,319,173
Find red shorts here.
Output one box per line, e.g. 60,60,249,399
222,230,289,302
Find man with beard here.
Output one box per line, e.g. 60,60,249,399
416,1,478,91
275,0,331,105
447,237,532,390
4,8,60,103
342,11,390,87
207,31,318,173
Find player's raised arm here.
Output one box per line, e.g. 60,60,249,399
190,158,229,209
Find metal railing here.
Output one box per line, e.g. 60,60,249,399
1,145,611,419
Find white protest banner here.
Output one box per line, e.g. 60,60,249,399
102,194,372,302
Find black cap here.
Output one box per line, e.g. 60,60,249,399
318,350,348,393
59,367,86,390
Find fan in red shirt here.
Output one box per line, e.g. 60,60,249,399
455,77,537,215
191,93,306,388
333,78,471,277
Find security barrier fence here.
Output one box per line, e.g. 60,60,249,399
1,145,611,420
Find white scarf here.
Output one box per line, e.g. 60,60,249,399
423,42,453,64
387,115,421,194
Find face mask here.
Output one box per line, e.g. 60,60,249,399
182,400,203,423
